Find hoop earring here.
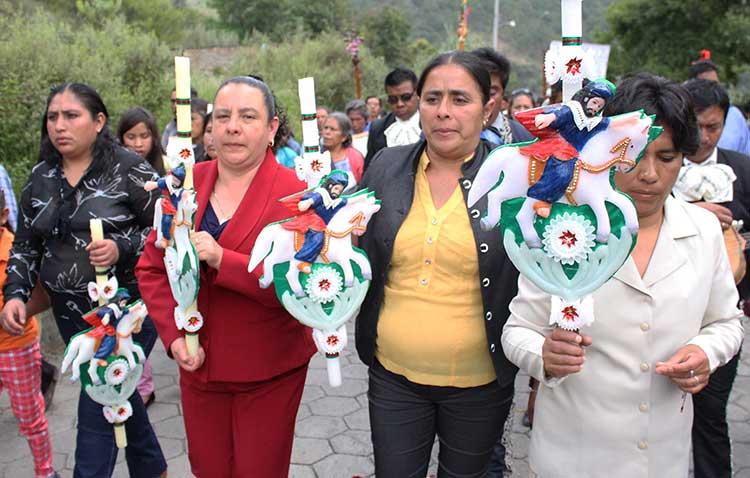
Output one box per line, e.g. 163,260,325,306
269,138,275,147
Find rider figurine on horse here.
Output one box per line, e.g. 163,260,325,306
82,288,131,366
516,80,616,218
144,164,187,249
281,171,354,274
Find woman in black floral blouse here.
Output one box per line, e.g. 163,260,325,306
0,83,166,477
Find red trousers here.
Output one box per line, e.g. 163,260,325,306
180,363,308,478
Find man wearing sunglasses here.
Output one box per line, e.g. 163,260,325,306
364,67,421,170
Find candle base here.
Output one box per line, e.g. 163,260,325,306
325,354,342,387
186,333,199,357
114,423,127,448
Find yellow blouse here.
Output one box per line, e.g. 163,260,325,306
375,151,496,387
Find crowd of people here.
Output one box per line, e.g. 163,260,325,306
0,43,747,478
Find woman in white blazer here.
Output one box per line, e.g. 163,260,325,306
502,73,744,478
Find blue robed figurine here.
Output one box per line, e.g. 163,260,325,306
515,80,616,218
144,164,186,249
280,171,354,274
81,289,132,362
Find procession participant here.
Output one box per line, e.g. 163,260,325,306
502,73,744,477
366,95,383,122
346,99,370,157
679,78,750,478
118,106,166,175
508,88,535,121
321,112,364,182
357,51,519,477
0,82,166,478
136,76,316,478
364,67,421,169
201,112,217,162
0,191,58,478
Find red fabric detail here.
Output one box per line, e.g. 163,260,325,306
179,363,307,477
161,195,177,215
136,153,316,383
515,108,578,161
0,342,54,477
281,211,326,233
86,324,115,339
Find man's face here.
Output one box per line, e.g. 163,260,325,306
366,97,381,118
692,105,725,163
329,184,344,198
697,70,720,83
386,81,418,121
487,73,505,125
585,96,606,117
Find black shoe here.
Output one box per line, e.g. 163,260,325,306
40,359,59,411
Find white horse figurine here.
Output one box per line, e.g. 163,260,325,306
468,111,656,248
62,301,148,385
248,191,381,297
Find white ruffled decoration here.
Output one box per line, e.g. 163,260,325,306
104,358,130,386
384,112,421,147
305,266,344,304
673,163,736,203
549,295,594,331
103,401,133,424
542,212,596,265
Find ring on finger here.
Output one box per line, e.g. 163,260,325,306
689,369,695,378
694,375,700,384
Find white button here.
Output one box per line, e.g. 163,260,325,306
462,179,472,189
427,237,433,244
479,243,489,253
637,440,648,450
639,402,649,413
490,343,496,352
640,362,650,372
486,311,493,321
420,278,428,286
640,322,650,331
471,209,480,218
425,259,432,265
431,217,438,225
482,277,490,287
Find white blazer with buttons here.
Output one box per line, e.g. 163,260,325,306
502,196,744,478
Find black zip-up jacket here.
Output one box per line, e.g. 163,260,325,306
355,139,519,387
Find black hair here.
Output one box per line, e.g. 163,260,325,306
683,78,730,120
509,89,535,111
117,106,166,175
604,73,699,156
365,95,382,106
0,188,9,234
688,60,719,80
191,98,209,116
384,67,418,90
40,82,115,175
215,76,276,123
272,97,294,153
470,47,511,90
325,112,353,148
417,51,491,105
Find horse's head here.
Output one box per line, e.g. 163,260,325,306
118,300,148,336
604,111,663,173
327,191,381,237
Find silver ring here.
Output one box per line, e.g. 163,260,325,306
695,376,700,384
689,369,695,378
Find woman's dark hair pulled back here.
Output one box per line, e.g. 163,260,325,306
417,51,492,105
40,82,116,174
215,76,276,123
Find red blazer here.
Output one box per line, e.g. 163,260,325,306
135,150,316,383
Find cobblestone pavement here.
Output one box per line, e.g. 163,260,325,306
1,324,749,477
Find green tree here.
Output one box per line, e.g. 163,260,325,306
602,0,750,82
210,0,351,42
0,10,173,195
360,6,411,67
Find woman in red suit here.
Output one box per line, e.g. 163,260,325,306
135,76,316,478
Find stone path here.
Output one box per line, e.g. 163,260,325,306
2,323,750,477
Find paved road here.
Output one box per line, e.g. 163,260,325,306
1,322,749,477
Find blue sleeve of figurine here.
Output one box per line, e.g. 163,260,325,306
156,177,169,191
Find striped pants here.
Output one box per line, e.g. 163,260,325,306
0,341,54,478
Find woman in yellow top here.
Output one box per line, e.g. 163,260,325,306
356,51,520,477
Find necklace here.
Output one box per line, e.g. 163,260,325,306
211,191,231,220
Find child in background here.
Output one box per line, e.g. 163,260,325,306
0,190,57,478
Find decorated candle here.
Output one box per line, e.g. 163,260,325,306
89,218,108,304
298,78,321,154
174,57,192,136
561,0,583,38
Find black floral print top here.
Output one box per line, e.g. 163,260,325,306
3,145,158,343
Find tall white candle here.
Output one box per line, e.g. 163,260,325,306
561,0,583,38
175,57,191,99
298,78,317,114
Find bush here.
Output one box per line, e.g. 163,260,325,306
0,9,174,196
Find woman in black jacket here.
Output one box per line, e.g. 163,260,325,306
356,51,520,477
0,83,166,478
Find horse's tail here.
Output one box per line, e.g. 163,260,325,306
467,146,513,207
248,224,277,273
61,338,80,374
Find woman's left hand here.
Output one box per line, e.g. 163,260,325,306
191,231,223,269
655,344,710,394
86,239,120,267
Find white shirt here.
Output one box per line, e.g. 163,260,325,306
502,197,744,478
674,148,736,203
384,111,421,147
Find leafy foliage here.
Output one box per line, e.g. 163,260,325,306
0,10,173,196
601,0,750,83
360,7,412,67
